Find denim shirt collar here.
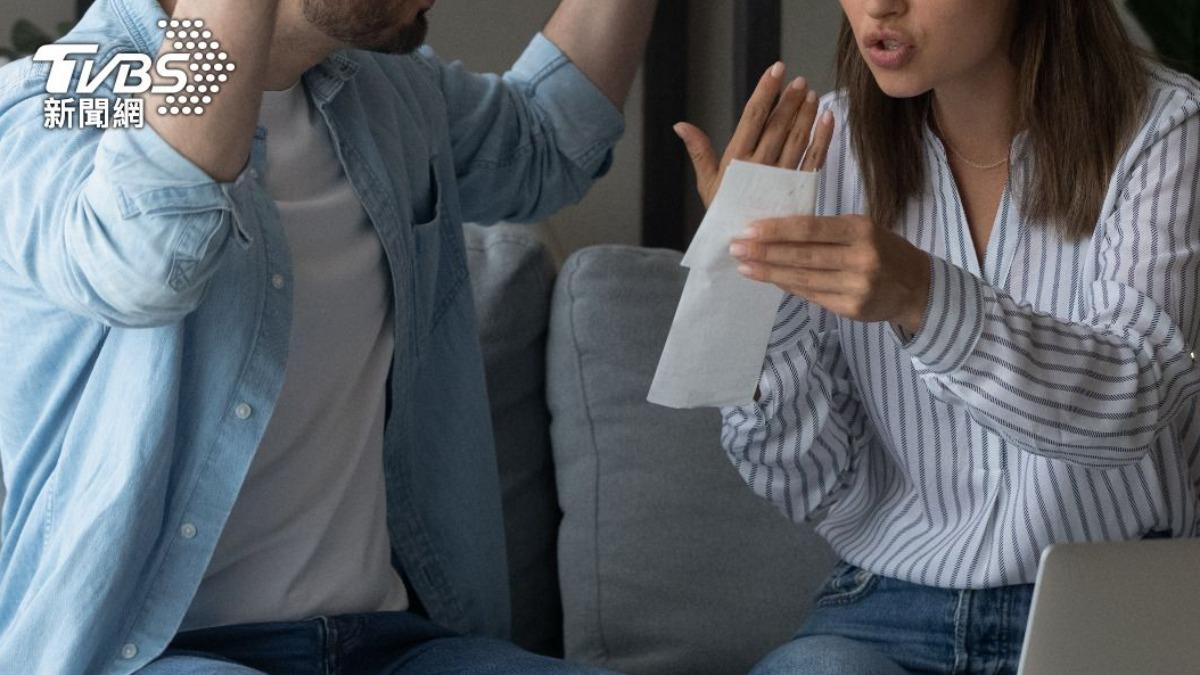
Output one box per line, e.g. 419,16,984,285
306,54,360,106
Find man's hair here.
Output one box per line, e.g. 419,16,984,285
837,0,1148,237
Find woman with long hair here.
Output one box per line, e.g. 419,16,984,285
674,1,1199,672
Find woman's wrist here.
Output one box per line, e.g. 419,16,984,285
894,249,932,336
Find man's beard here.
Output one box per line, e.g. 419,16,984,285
302,0,429,55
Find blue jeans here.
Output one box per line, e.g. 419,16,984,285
139,611,615,674
751,561,1034,674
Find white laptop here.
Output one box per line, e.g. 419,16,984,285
1018,537,1200,674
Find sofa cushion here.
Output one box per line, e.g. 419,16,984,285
463,223,563,657
547,246,837,675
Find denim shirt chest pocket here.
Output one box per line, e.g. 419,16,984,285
410,152,469,340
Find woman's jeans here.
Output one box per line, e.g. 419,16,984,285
751,561,1035,674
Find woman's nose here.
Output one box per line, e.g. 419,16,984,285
863,0,907,20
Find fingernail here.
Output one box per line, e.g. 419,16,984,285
729,242,747,257
672,123,685,137
806,90,817,103
822,110,834,124
738,264,755,277
769,62,784,78
790,76,807,91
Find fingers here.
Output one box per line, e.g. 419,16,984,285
736,263,868,321
674,122,718,202
751,76,809,166
688,62,832,212
740,215,863,245
730,242,848,270
725,62,786,163
736,263,856,296
778,90,820,169
800,110,836,172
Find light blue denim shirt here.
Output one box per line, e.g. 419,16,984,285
0,0,623,672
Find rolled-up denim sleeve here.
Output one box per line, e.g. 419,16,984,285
417,33,625,224
0,84,238,328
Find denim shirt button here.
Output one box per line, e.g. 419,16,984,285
179,522,197,539
234,403,253,420
120,643,138,659
271,274,285,290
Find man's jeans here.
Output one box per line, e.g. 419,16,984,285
751,561,1035,675
139,611,613,674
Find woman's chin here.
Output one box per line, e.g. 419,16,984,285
871,73,932,100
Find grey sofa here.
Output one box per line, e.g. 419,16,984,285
0,224,836,675
466,223,836,675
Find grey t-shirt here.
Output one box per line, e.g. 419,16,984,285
181,82,408,630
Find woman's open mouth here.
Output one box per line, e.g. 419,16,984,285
864,31,916,70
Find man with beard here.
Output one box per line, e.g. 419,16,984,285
0,0,655,672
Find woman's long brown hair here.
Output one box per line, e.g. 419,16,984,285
836,0,1149,237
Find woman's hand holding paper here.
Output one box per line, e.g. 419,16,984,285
731,214,933,337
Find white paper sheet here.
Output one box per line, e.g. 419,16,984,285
648,160,818,409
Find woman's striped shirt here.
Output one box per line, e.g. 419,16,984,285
721,64,1200,588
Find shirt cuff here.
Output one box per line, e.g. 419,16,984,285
901,254,987,375
509,32,625,178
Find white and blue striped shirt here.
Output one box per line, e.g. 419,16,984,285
722,64,1200,589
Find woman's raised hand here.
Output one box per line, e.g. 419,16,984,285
674,62,835,209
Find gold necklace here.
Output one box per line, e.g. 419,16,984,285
932,108,1010,171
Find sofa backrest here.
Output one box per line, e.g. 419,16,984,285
546,245,837,675
464,223,565,656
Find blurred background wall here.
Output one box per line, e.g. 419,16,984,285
1,0,72,44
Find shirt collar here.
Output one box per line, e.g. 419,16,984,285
305,52,360,107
